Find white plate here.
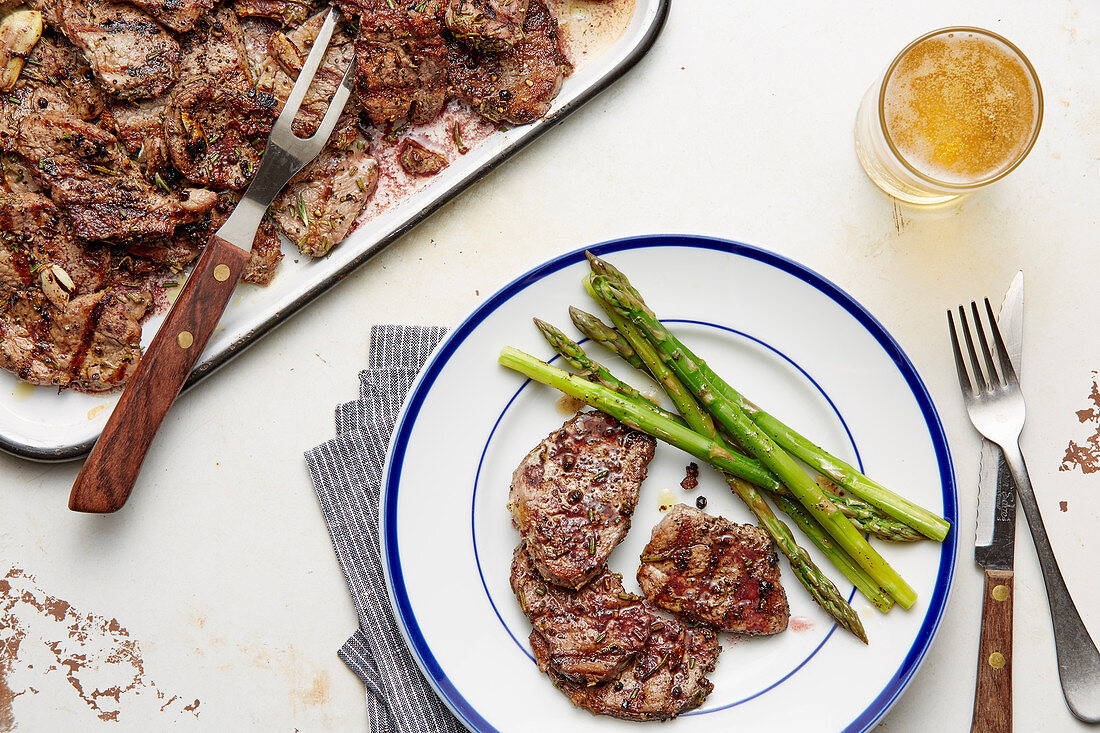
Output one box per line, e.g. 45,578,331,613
0,0,670,460
382,235,957,732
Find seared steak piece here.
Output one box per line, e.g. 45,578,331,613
508,410,656,590
164,76,276,190
177,6,254,87
270,113,377,257
444,0,529,53
20,34,108,121
349,0,447,124
127,0,211,32
0,35,107,152
532,610,720,721
104,98,172,179
234,0,317,26
33,0,180,99
16,111,216,241
130,191,284,282
0,192,108,300
446,0,570,124
398,138,446,175
0,193,145,391
511,543,649,684
0,286,149,390
241,219,283,285
638,504,789,635
164,9,277,190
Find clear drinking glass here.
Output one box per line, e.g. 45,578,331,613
854,27,1043,204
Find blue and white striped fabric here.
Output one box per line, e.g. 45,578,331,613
305,325,463,733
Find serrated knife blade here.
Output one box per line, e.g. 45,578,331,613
974,271,1023,570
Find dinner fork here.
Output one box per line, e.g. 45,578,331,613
949,299,1100,723
68,7,354,513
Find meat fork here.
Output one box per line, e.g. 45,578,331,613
69,8,354,513
948,299,1100,722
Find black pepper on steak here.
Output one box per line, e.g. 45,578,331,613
637,504,790,635
507,410,656,590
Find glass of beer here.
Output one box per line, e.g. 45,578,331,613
854,27,1043,204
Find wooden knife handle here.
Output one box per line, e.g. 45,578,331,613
972,568,1014,733
68,234,250,513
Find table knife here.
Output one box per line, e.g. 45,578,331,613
971,270,1024,733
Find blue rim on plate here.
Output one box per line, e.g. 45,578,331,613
381,234,958,732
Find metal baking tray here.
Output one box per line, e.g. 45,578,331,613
0,0,669,461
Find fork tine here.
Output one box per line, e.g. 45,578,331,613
959,305,989,392
971,300,1001,387
985,297,1020,386
272,7,339,136
948,309,974,396
297,57,355,145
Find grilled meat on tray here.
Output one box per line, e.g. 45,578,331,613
444,0,529,53
511,542,649,684
347,0,448,125
532,608,720,721
0,0,580,391
446,0,571,124
508,410,656,590
16,111,216,241
32,0,180,99
638,504,790,635
0,192,149,390
270,112,377,257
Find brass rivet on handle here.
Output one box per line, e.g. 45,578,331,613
214,264,231,282
993,585,1010,602
989,652,1006,669
177,331,194,349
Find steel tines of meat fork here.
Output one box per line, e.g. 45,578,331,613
948,300,1100,722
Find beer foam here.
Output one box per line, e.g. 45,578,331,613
883,32,1039,184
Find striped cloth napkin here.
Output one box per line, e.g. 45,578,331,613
305,325,464,733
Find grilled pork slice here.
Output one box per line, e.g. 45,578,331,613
532,609,719,721
398,138,447,176
444,0,529,53
638,504,790,635
446,0,571,124
349,0,448,124
127,0,212,32
16,112,216,241
508,410,656,590
511,543,649,684
270,113,377,257
33,0,180,99
234,0,317,26
0,193,147,390
0,287,149,390
125,191,284,282
0,192,108,301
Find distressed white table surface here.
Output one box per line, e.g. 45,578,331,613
4,1,1100,730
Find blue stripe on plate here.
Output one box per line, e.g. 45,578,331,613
382,234,957,732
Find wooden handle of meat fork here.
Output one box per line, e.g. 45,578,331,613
69,234,250,513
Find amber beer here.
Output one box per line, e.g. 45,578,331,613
855,27,1042,204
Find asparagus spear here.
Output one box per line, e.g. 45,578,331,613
534,318,682,423
568,307,922,542
569,306,647,371
501,345,869,640
591,278,918,609
769,493,894,613
586,252,950,543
